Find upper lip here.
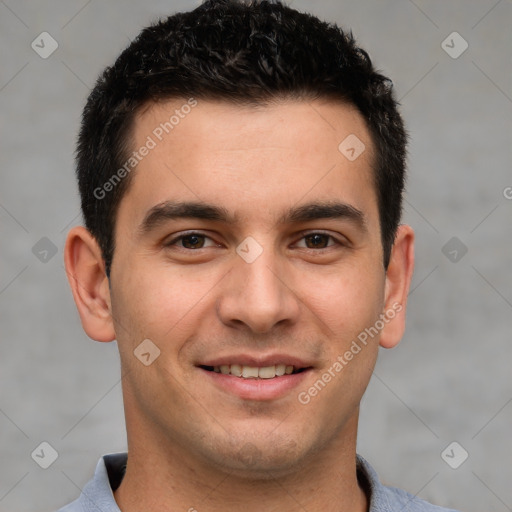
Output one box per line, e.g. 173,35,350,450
198,354,313,369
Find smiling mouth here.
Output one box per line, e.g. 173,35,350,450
200,364,309,379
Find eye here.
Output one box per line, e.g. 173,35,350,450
165,232,219,250
295,232,340,249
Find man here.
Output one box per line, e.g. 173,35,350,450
60,1,459,510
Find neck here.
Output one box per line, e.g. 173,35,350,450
114,415,368,512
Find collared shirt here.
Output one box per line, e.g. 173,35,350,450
57,452,461,512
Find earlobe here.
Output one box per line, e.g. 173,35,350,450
379,224,415,349
64,226,116,342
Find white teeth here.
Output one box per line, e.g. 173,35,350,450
230,364,243,377
275,364,286,376
242,366,259,378
258,366,276,379
211,364,298,378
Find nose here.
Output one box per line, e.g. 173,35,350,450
216,246,301,334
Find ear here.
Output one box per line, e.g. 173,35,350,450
379,224,415,349
64,226,116,342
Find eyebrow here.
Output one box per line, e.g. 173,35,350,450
138,200,367,235
278,201,366,230
139,201,235,234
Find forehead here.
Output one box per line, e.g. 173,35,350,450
118,98,378,230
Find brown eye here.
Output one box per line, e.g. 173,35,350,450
181,234,206,249
303,233,331,249
165,232,218,250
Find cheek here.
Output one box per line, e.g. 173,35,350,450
110,262,216,350
299,260,385,338
296,266,383,417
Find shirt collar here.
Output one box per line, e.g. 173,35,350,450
75,452,432,512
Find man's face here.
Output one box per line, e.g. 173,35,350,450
109,99,388,475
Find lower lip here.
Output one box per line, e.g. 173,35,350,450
200,368,311,401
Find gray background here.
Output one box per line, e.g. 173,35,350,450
1,0,511,511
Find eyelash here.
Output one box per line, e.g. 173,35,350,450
164,230,345,251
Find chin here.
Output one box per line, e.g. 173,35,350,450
202,433,314,479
